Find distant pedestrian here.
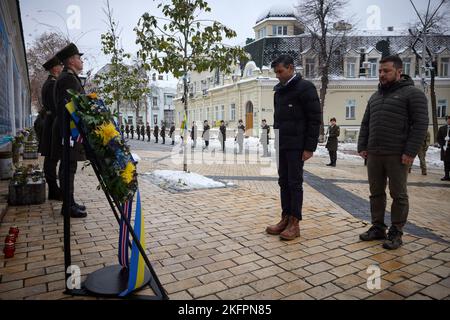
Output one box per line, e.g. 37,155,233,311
140,124,145,141
358,55,428,250
136,125,141,140
130,125,135,139
325,118,340,167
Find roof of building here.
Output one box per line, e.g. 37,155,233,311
256,4,296,24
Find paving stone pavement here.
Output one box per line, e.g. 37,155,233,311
0,139,449,300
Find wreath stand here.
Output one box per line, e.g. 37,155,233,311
61,106,168,300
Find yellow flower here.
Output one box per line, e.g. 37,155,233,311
87,92,98,99
95,122,120,146
121,162,135,184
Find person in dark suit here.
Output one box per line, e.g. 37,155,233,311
437,116,450,181
325,118,340,167
169,122,176,145
266,55,321,241
136,124,141,140
40,56,63,201
52,43,87,218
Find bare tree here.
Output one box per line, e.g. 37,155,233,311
295,0,352,140
409,0,450,140
26,32,69,112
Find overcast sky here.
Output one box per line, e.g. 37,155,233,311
20,0,449,74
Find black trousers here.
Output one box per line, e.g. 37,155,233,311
328,150,337,165
44,156,58,185
278,149,304,220
59,160,77,205
445,161,450,177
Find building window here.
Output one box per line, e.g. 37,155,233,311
153,96,158,107
346,58,357,78
164,94,174,106
438,99,448,118
230,104,236,121
152,73,156,81
368,58,378,78
137,116,143,125
257,27,267,39
346,100,356,120
153,115,158,125
403,58,412,77
305,58,316,78
158,74,164,80
440,58,449,77
127,116,133,125
220,105,225,121
272,25,288,36
215,106,219,121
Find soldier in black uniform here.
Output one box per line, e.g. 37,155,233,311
130,125,135,139
154,124,159,143
136,124,141,140
40,56,63,201
160,122,166,144
146,122,151,142
125,123,130,139
120,124,125,136
140,124,145,141
169,122,176,145
52,43,87,218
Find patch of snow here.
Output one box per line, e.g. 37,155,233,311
144,170,225,191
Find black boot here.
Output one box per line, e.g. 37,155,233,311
48,182,63,201
383,226,403,250
60,206,87,218
72,196,86,212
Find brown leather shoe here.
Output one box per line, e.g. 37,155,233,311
280,216,300,240
266,215,289,235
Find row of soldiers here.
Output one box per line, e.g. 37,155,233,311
120,123,177,145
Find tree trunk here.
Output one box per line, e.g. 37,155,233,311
319,67,329,143
183,74,188,172
430,68,438,142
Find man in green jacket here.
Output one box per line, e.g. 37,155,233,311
358,55,428,250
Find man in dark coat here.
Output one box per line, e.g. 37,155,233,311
40,56,63,200
266,55,321,241
125,123,130,139
161,122,166,144
52,43,87,218
358,55,429,249
146,122,151,142
154,124,159,143
219,120,226,152
437,116,450,181
236,119,245,154
260,119,270,157
120,124,125,135
325,117,340,167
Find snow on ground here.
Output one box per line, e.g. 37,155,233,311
143,170,226,191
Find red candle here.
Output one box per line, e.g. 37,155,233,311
5,234,16,243
9,226,19,237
